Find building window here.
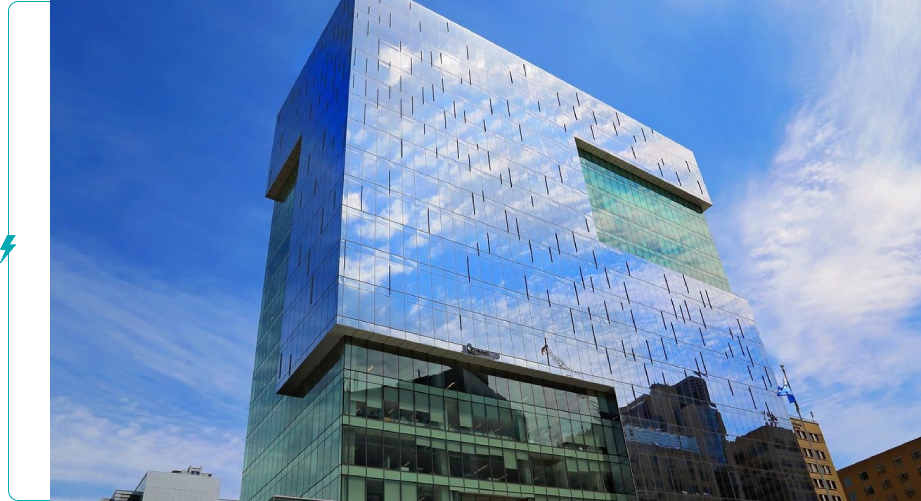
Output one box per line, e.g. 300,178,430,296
833,497,841,501
338,344,640,497
887,494,898,501
824,465,833,475
906,487,916,499
860,471,870,481
805,448,815,458
844,477,854,487
867,486,876,495
809,463,819,473
911,450,920,461
848,491,858,501
894,457,904,468
797,430,807,440
878,464,888,474
811,432,822,442
884,479,894,489
818,450,828,460
343,423,626,492
899,473,910,483
830,480,839,490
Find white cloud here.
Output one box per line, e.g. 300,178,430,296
52,243,256,406
51,243,257,499
726,1,921,464
51,397,244,500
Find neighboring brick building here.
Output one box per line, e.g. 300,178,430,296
839,437,921,501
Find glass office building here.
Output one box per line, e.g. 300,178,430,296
241,1,814,501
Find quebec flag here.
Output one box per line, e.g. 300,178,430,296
776,383,796,404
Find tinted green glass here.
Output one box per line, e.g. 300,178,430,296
579,150,731,291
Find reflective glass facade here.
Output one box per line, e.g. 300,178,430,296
242,1,813,501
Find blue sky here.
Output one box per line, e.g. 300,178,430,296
51,1,920,500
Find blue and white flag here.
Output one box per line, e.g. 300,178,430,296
776,383,796,404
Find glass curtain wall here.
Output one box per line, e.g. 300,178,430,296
341,342,637,501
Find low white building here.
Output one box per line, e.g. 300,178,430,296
102,466,231,501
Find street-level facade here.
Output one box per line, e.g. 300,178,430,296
241,1,813,501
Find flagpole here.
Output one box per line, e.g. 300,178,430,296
781,364,831,499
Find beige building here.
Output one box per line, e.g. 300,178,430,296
792,417,845,501
838,437,921,501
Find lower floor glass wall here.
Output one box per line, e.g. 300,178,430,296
244,340,638,501
341,473,638,501
342,422,628,492
340,342,637,501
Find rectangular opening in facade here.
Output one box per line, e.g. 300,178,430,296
578,146,731,291
267,136,302,201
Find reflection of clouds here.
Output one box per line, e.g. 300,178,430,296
342,248,408,285
341,223,771,412
340,0,785,439
349,125,368,149
576,124,709,204
343,189,361,210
